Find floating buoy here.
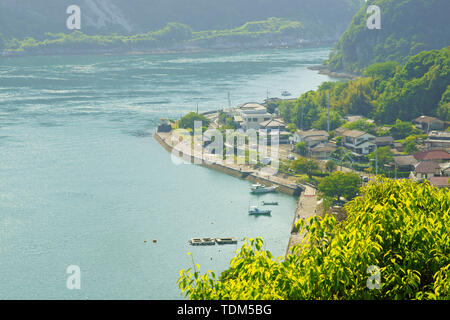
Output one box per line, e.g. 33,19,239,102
144,240,147,243
153,239,157,243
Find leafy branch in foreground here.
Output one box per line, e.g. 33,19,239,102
178,178,449,300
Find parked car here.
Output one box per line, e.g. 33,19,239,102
287,154,295,160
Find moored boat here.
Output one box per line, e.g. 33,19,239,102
250,183,277,194
262,201,279,206
248,206,272,216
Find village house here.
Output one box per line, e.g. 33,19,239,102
311,143,337,160
429,176,450,189
334,127,349,137
391,155,418,172
342,130,376,155
425,131,450,151
412,161,441,181
234,103,272,130
293,129,329,145
259,118,286,132
413,116,444,132
375,136,394,147
413,150,450,163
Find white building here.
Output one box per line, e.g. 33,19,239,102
235,103,272,130
342,130,376,155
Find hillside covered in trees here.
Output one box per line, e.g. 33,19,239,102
327,0,450,73
278,46,449,126
0,18,308,55
0,0,363,54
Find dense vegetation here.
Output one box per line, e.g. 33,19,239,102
178,112,210,132
327,0,450,73
0,18,305,55
0,0,364,54
277,47,450,125
178,178,449,299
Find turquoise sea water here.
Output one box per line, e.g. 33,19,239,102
0,48,336,299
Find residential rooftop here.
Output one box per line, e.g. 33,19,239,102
415,161,440,174
413,150,450,161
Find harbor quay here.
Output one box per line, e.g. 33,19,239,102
154,129,319,255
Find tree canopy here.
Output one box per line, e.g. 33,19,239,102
178,178,450,300
327,0,450,73
277,47,450,125
178,112,210,131
318,171,361,202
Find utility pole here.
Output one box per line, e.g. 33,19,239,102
301,99,304,130
228,92,231,108
327,92,330,133
375,145,378,176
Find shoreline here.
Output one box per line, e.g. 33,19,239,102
0,41,336,59
307,65,359,80
153,130,317,256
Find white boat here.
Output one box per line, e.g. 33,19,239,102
281,91,292,96
248,206,272,216
250,183,277,194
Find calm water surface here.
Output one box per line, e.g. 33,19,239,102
0,48,337,299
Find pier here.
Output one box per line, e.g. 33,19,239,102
154,131,304,197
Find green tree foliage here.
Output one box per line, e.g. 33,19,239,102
286,123,297,133
290,157,319,178
389,119,417,140
343,119,377,135
318,171,361,201
327,0,450,73
368,146,394,172
437,85,450,121
295,142,307,156
178,178,450,300
325,159,337,172
179,112,210,131
364,61,399,80
279,47,449,126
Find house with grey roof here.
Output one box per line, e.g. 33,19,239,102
413,116,444,132
342,130,376,155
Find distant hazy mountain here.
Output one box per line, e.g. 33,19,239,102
0,0,364,40
327,0,450,73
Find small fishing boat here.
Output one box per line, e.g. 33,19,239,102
248,206,272,216
215,237,238,245
250,184,277,194
281,91,292,97
262,201,279,206
189,238,216,246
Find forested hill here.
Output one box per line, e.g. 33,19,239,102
327,0,450,73
0,0,363,40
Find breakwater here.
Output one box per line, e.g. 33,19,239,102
154,131,303,197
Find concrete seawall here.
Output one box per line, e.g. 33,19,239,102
154,131,303,196
154,130,313,256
